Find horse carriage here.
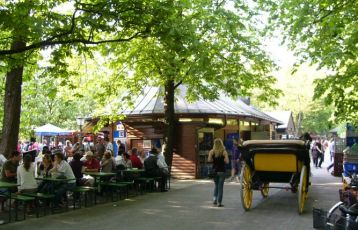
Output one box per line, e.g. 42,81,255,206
240,140,310,214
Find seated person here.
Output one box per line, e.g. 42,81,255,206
130,148,143,169
158,145,169,175
49,152,76,208
17,154,37,194
1,151,21,183
36,153,54,193
36,153,53,177
121,153,132,169
116,153,132,181
83,151,100,186
0,151,21,194
70,153,88,186
139,151,147,165
101,151,116,173
144,148,168,192
115,148,125,166
84,151,100,172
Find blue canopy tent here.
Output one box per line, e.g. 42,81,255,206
35,124,72,136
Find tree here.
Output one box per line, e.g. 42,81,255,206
252,64,336,135
259,0,358,124
100,0,280,167
300,100,334,135
0,0,153,157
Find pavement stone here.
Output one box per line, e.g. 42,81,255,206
2,153,341,230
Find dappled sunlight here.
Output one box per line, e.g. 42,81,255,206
169,205,183,208
167,200,179,203
142,209,162,215
199,204,236,210
199,205,219,209
175,179,213,184
311,182,342,187
58,220,77,225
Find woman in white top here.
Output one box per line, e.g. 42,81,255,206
17,154,37,193
121,153,132,169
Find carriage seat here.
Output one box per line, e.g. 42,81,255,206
243,140,308,173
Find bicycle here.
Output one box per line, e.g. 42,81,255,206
315,174,358,230
324,201,358,230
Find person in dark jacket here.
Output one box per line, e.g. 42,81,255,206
144,148,168,192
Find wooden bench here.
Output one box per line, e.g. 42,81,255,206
135,177,156,193
100,182,128,202
72,186,97,209
12,194,36,221
22,193,55,217
115,181,135,196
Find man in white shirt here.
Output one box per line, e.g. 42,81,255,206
50,151,76,207
158,144,169,174
104,137,114,154
0,153,6,168
327,137,336,173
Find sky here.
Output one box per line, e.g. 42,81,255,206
264,38,296,68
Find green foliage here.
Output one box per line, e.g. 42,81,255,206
0,0,152,56
0,0,158,141
99,0,280,108
300,99,335,134
252,63,337,134
19,63,96,139
0,0,283,141
259,0,358,124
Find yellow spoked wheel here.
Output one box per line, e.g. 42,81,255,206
260,182,269,198
240,162,253,211
298,165,308,214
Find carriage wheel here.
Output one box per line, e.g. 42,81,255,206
260,182,269,198
240,162,253,210
298,165,308,214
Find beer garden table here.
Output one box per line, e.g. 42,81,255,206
84,172,116,192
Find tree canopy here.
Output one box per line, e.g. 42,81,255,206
259,0,358,124
100,0,280,106
91,0,282,165
252,63,336,134
0,0,282,159
0,0,156,155
0,0,152,56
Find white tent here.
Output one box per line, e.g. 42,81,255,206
34,124,72,136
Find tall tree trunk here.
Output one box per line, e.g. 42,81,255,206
163,79,175,168
0,40,25,158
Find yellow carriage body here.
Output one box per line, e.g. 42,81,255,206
254,153,303,173
240,140,309,214
244,140,306,173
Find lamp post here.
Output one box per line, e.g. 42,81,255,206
76,117,85,137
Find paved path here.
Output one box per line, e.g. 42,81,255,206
2,155,341,230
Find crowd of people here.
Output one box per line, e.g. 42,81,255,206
0,136,170,212
307,136,336,172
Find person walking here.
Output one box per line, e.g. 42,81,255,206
310,140,318,168
316,139,324,168
228,138,242,182
327,137,336,174
208,138,229,207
